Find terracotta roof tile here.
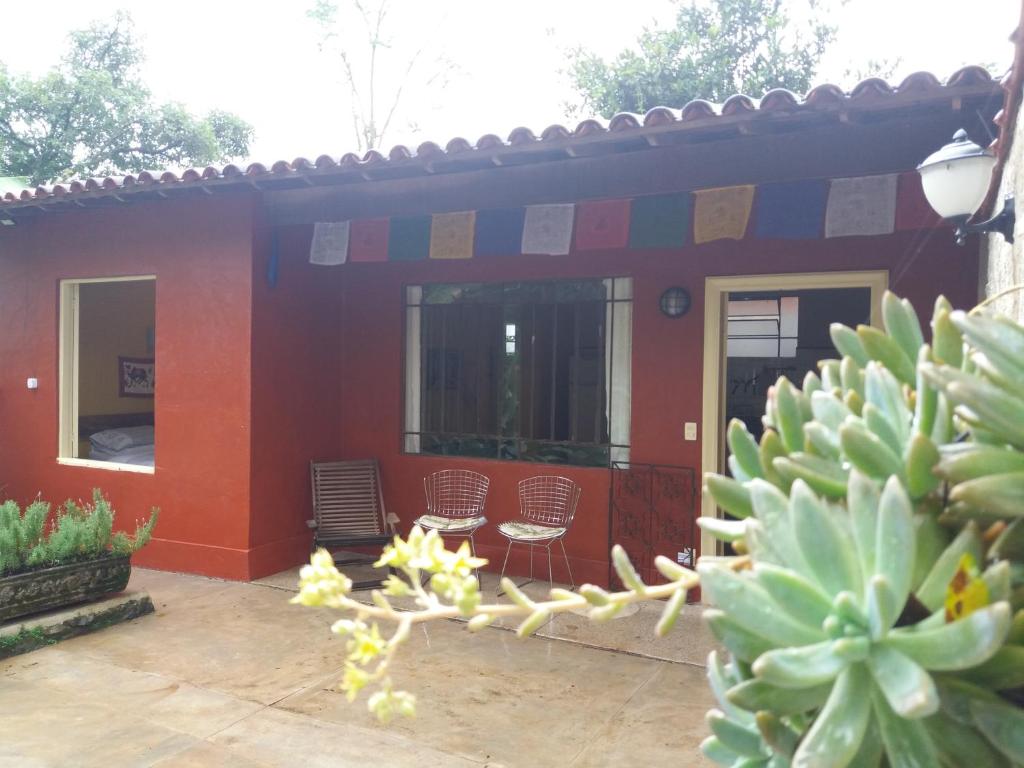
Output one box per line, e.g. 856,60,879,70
720,94,757,116
759,89,800,112
679,99,718,121
607,112,641,132
0,66,1000,213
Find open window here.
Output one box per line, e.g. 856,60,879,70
403,278,632,467
58,277,156,472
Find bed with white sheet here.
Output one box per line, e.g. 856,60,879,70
88,425,154,467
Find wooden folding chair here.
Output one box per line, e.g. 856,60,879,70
310,459,396,590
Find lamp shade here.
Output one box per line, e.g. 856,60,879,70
917,130,996,220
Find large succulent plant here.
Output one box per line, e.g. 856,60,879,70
701,291,1024,767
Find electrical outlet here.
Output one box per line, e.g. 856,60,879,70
684,422,698,441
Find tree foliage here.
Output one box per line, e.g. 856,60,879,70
567,0,838,118
0,13,253,186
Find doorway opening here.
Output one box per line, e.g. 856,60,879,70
700,271,888,557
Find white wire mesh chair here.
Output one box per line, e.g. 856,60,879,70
497,475,581,593
414,469,490,561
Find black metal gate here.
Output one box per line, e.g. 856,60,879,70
608,462,698,593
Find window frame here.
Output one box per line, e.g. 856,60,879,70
400,276,632,468
57,275,156,474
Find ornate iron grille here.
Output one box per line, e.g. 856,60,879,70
608,462,698,597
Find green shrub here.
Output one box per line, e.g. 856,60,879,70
0,489,157,576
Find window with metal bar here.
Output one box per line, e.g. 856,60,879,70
403,278,632,467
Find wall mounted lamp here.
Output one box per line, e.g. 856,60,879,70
917,129,1014,246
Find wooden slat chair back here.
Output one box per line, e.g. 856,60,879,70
310,460,394,589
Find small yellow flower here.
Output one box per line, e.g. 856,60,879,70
348,622,387,664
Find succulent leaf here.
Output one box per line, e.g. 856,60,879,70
857,325,917,386
868,644,938,719
727,678,832,716
948,472,1024,520
699,565,824,647
752,563,834,630
840,419,905,483
729,419,764,480
830,323,870,367
791,663,871,768
884,602,1010,671
875,476,915,613
772,453,848,498
790,481,861,597
882,291,925,365
969,695,1024,763
753,639,865,689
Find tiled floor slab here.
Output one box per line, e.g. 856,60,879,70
1,567,715,767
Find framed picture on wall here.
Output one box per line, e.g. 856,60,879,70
119,356,155,398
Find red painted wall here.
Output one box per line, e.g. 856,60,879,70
247,222,346,576
330,229,976,586
0,195,257,579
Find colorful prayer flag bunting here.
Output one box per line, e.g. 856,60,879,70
336,170,930,264
521,203,575,255
309,221,350,265
575,199,630,251
825,174,898,238
753,180,827,240
430,211,475,259
389,215,432,261
474,207,526,257
895,171,942,231
628,193,691,249
693,185,755,244
349,218,389,263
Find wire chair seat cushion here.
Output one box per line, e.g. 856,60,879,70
415,513,487,532
497,520,566,541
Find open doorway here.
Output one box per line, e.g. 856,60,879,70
725,288,870,441
699,271,888,557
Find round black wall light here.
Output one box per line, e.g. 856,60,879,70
659,286,691,318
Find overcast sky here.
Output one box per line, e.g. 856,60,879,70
0,0,1017,165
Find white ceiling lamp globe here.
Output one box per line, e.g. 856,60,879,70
917,129,996,221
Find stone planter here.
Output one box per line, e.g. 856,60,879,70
0,554,131,623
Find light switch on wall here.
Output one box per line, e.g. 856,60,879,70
684,422,698,441
26,378,38,390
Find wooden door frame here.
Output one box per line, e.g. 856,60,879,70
698,270,889,559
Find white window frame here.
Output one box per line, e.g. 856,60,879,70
58,275,156,474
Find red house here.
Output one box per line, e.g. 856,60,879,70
0,67,998,586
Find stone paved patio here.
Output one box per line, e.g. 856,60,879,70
0,567,716,767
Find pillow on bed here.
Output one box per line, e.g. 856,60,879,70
89,425,154,452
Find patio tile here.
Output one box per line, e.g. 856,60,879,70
149,742,274,768
276,617,665,766
568,662,715,766
210,707,484,767
4,569,716,766
53,577,347,705
2,647,263,739
0,678,200,768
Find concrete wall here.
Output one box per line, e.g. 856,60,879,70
982,81,1024,320
0,194,258,579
